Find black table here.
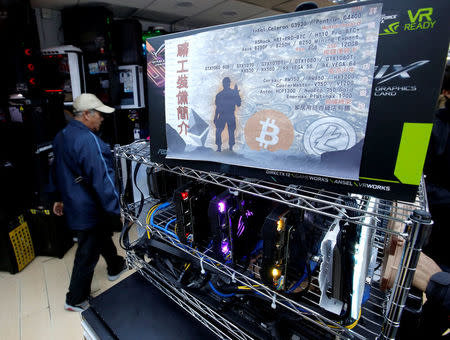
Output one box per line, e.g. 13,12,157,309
81,272,217,339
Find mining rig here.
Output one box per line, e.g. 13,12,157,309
115,141,432,340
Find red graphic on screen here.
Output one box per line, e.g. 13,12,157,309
146,42,165,87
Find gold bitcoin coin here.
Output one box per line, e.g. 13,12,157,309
244,109,294,152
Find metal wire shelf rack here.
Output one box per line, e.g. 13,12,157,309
123,202,387,340
115,141,433,340
115,140,428,238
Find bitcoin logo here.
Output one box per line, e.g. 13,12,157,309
303,117,356,156
255,118,280,149
245,109,294,151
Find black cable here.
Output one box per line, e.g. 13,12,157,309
119,219,133,250
146,166,158,198
133,162,145,218
119,163,153,251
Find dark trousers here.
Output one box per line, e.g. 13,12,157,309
66,225,123,305
215,115,236,148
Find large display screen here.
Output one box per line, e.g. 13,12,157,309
164,5,381,181
147,0,450,202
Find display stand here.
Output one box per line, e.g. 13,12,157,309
114,140,432,340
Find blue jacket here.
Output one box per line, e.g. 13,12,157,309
50,119,120,230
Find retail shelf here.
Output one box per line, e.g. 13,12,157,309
115,141,427,239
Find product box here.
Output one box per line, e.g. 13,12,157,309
27,208,73,259
0,215,35,274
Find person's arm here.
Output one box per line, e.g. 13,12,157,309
413,252,442,292
385,252,441,292
384,250,449,311
234,84,241,107
47,139,64,214
214,107,219,124
76,133,120,215
413,253,450,312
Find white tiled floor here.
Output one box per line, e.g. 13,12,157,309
0,233,133,340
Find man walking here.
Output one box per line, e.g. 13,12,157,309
50,93,126,312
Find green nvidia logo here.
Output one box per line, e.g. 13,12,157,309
380,21,399,36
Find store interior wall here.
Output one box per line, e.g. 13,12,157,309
33,6,174,49
138,19,171,34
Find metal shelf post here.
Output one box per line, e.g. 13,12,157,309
380,210,433,339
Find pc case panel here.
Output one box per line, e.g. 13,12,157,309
41,45,85,106
67,52,83,103
118,65,145,109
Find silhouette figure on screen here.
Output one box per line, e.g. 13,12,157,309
214,77,241,152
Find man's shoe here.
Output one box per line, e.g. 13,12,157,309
64,300,89,312
107,263,128,282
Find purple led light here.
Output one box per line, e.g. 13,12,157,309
245,210,254,218
218,201,226,213
237,216,245,237
221,240,229,254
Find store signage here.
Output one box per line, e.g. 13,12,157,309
147,0,450,201
404,8,436,31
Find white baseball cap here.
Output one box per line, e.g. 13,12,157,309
73,93,115,114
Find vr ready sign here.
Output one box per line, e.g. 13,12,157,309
147,0,449,202
379,6,438,35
